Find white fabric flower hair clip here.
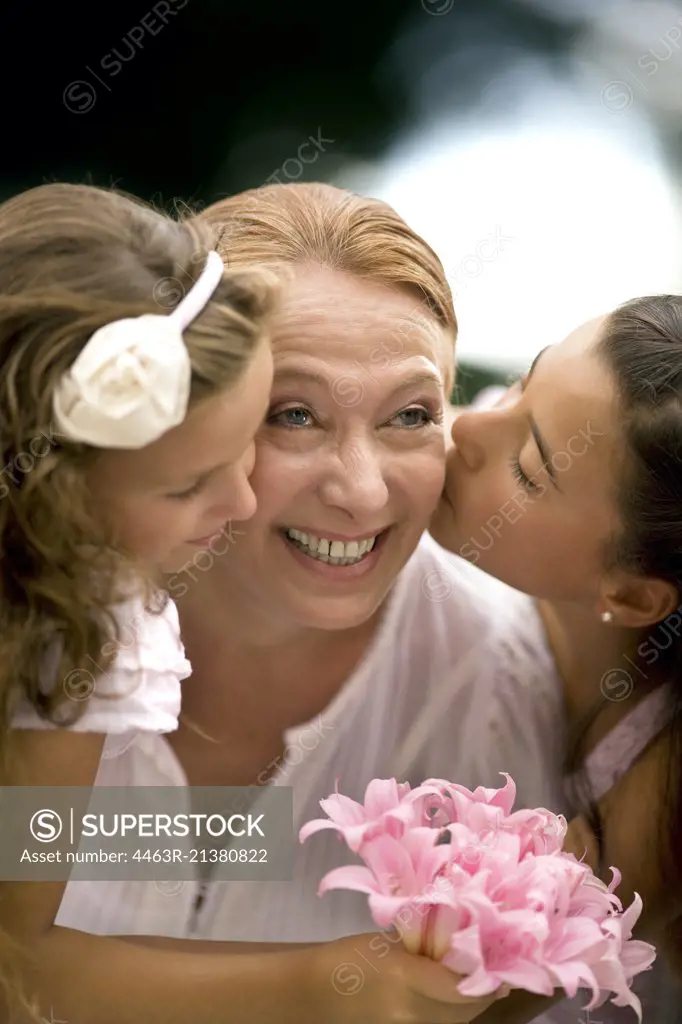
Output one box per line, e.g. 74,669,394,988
52,250,224,449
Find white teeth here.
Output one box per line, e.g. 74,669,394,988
285,529,380,565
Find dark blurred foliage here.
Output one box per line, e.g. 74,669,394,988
0,0,568,206
4,0,681,400
0,0,574,393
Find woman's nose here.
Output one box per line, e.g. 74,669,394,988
319,441,389,517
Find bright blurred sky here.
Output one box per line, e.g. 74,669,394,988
337,81,682,372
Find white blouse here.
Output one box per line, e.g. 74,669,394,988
15,542,673,1022
31,534,565,941
13,595,191,735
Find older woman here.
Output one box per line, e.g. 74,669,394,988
170,184,563,945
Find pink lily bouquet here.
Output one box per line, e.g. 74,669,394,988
299,774,656,1020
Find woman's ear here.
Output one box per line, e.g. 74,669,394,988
600,573,680,630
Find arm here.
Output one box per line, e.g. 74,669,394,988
4,731,502,1024
582,729,677,941
1,731,320,1023
123,935,314,953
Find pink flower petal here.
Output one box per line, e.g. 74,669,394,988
363,777,412,818
303,773,658,1017
620,939,657,980
492,962,555,996
318,864,378,896
618,892,644,940
368,892,417,929
298,818,347,843
442,922,483,974
546,918,609,963
319,791,367,826
546,961,599,1001
455,966,505,997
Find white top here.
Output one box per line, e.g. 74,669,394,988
41,534,566,940
16,542,671,1022
13,595,191,734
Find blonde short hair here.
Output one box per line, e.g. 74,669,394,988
198,182,456,394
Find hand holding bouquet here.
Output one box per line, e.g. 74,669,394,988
300,774,656,1020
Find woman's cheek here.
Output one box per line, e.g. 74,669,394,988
400,450,446,511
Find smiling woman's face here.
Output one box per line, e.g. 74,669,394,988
430,316,624,603
220,265,451,631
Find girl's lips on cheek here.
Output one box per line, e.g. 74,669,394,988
440,475,457,512
442,451,465,513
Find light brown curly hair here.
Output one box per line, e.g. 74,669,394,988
0,182,278,1016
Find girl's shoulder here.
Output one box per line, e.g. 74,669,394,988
12,591,191,735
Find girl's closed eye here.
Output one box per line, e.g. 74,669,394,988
166,478,207,501
509,454,539,493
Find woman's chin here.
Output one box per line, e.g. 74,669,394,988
283,590,384,633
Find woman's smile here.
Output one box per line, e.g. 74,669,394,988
280,525,392,578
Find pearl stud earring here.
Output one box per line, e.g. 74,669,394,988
601,610,613,624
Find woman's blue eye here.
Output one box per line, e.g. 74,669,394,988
268,406,314,428
390,407,435,428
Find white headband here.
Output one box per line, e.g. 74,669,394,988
52,250,225,449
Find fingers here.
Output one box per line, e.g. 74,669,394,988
410,986,501,1023
407,962,506,1022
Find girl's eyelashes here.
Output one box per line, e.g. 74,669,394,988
509,454,539,493
165,479,206,501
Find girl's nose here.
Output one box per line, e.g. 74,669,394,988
450,411,486,472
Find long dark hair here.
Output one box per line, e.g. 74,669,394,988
0,182,278,1018
566,295,682,956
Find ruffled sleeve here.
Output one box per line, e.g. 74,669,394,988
12,594,191,735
